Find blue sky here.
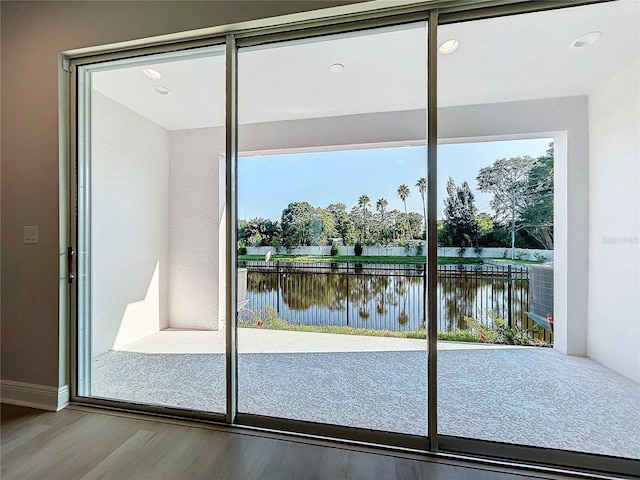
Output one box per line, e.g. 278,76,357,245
238,138,552,221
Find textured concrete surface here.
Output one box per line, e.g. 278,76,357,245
93,333,640,459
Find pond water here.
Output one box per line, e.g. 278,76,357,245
240,262,534,333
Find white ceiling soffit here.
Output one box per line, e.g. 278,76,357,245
93,1,639,131
92,54,226,131
437,0,639,108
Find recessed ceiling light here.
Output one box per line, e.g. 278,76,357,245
439,39,459,55
152,86,171,96
142,67,162,79
329,63,344,73
571,31,602,48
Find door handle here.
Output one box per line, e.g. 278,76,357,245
68,246,75,283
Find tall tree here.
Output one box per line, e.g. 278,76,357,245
407,212,424,240
477,156,536,258
376,198,388,223
357,194,371,242
396,184,411,241
280,201,314,247
521,143,554,249
416,177,427,239
442,177,477,250
375,198,389,244
326,203,354,245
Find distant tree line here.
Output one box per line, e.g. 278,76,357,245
238,179,428,250
239,143,554,256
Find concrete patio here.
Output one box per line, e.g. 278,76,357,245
92,329,640,460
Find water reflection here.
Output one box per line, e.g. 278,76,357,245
242,262,532,332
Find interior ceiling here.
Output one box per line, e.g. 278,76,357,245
93,1,639,131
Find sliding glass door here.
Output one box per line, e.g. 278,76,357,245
70,2,639,476
75,46,228,414
236,23,430,438
436,0,640,464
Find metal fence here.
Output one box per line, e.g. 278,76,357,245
240,261,552,342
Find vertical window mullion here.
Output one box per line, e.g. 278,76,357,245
427,8,439,451
225,33,239,425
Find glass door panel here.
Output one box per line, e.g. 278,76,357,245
436,1,640,459
77,46,228,413
236,23,430,435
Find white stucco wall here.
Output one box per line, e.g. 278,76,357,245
168,128,225,330
91,92,170,355
588,61,640,383
439,98,589,357
92,101,226,345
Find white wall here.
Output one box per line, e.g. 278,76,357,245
91,105,226,345
588,61,640,383
439,98,589,357
91,92,170,356
169,128,225,330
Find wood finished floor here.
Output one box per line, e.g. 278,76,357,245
1,404,580,480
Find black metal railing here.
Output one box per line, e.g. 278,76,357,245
239,261,552,342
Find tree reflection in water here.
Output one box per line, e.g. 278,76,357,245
244,262,530,332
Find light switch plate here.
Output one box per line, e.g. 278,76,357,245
24,226,39,244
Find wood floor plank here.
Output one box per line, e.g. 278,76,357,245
80,429,159,480
1,405,80,444
1,423,51,454
346,449,398,480
141,427,234,479
315,446,352,480
215,433,282,479
1,405,581,480
256,438,326,480
2,409,140,480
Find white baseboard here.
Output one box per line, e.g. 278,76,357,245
1,380,69,411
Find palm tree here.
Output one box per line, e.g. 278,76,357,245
396,184,411,240
357,194,371,242
416,177,427,239
376,196,388,217
376,198,388,244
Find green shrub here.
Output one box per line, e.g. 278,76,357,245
437,330,480,342
354,242,363,256
270,238,281,253
238,241,247,256
460,314,551,346
533,252,546,262
330,243,340,256
501,249,508,259
240,305,288,329
515,249,526,260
